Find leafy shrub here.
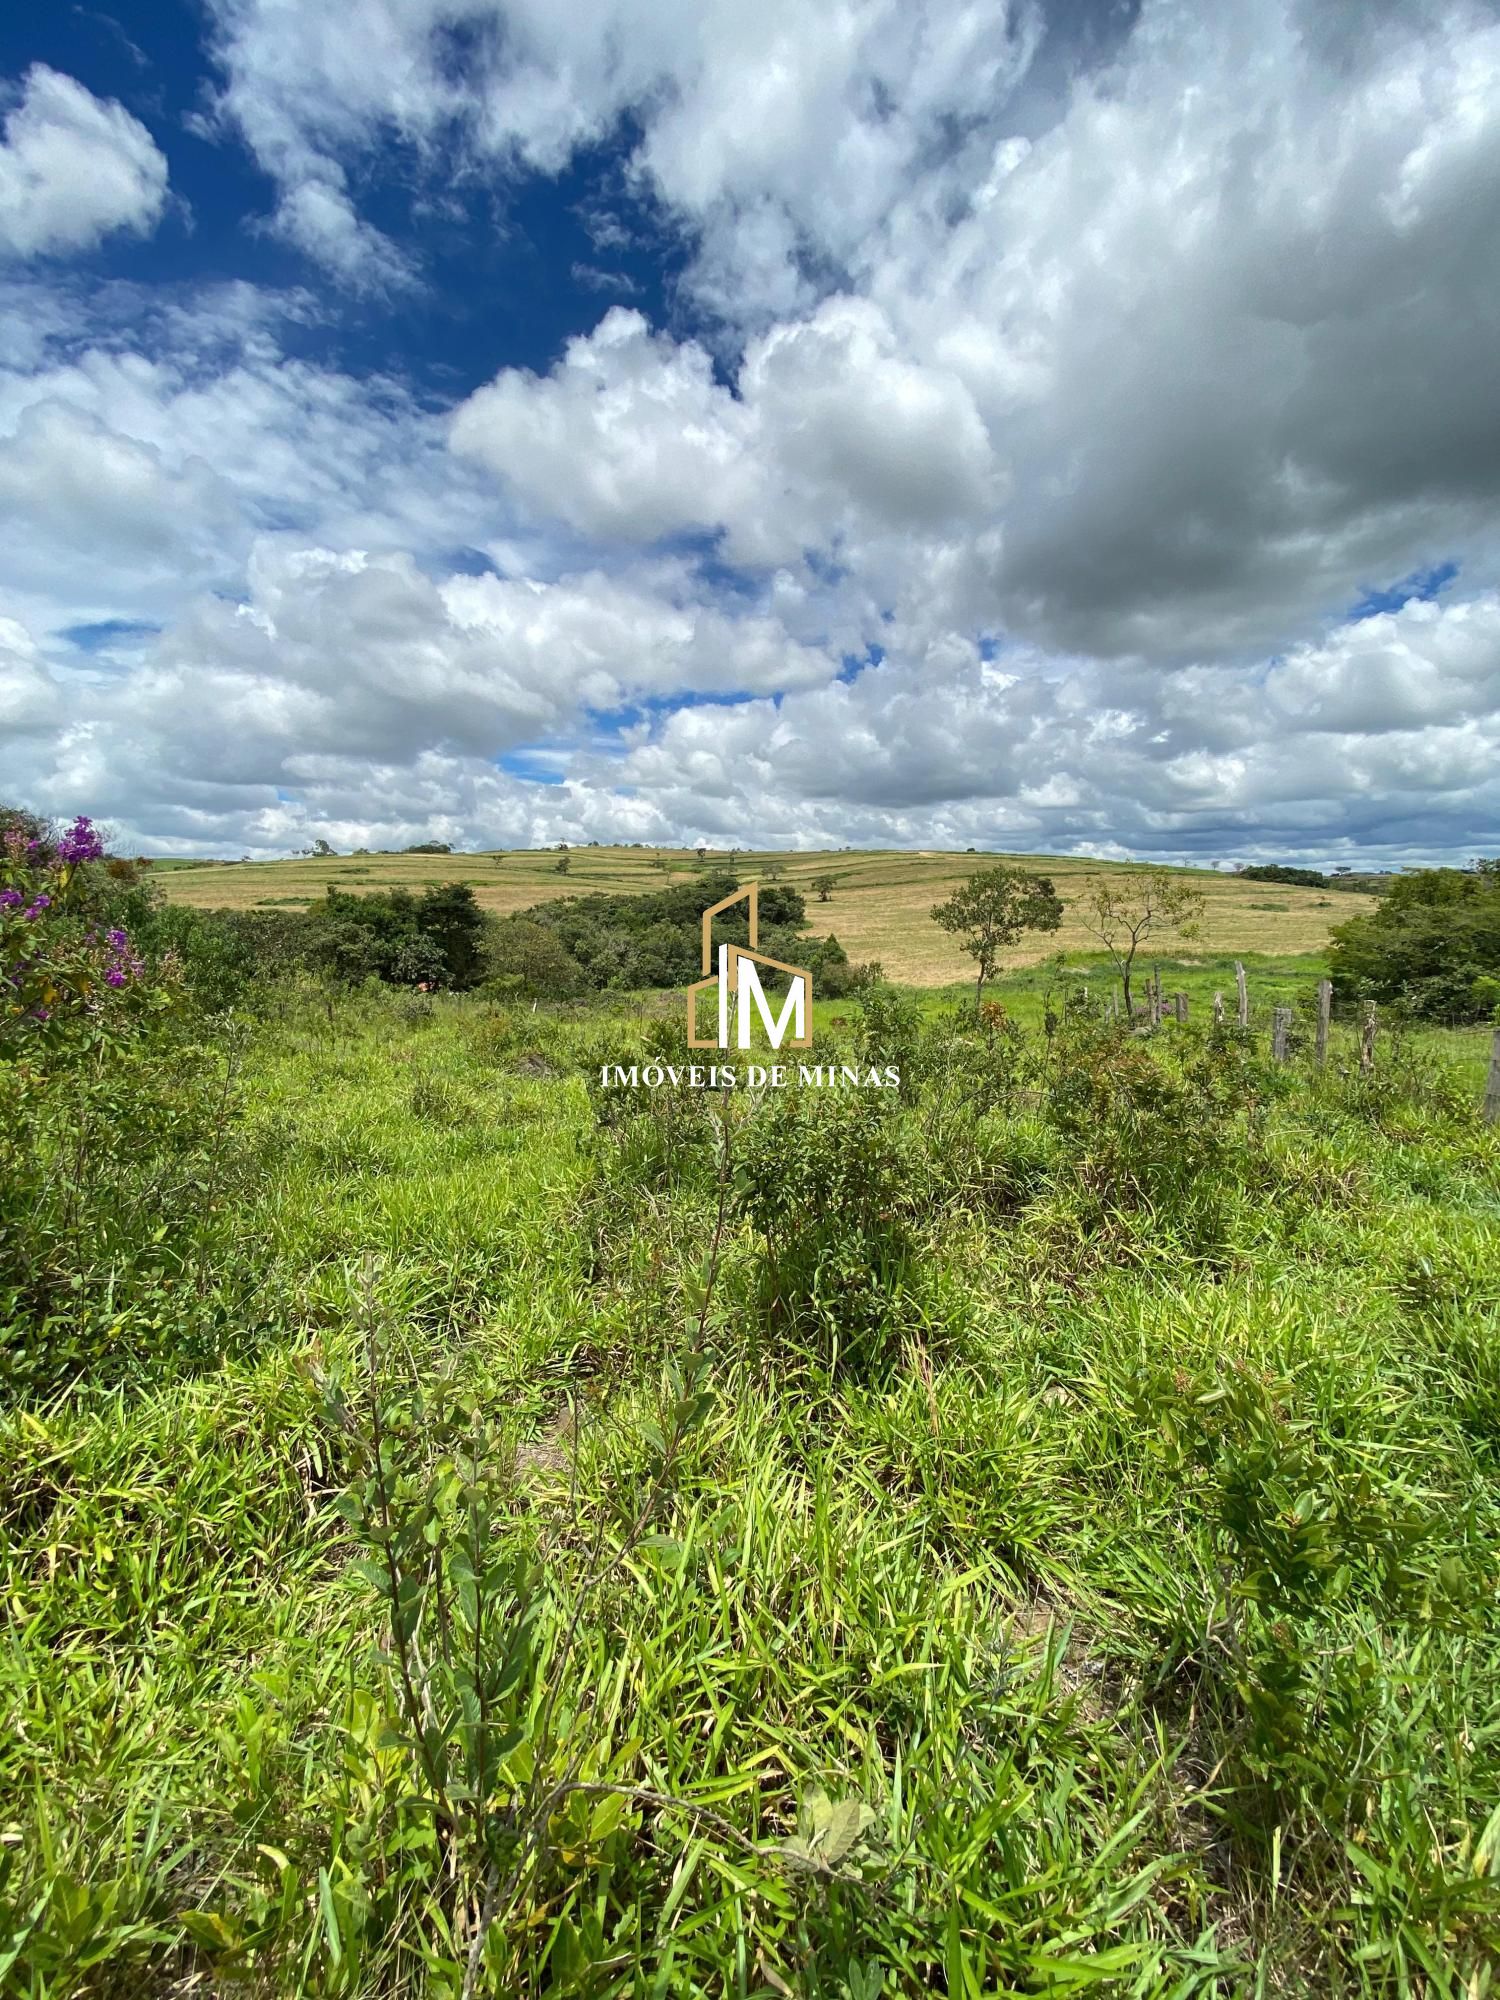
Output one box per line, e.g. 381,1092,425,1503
500,871,876,998
584,1016,719,1193
2,815,168,1058
1127,1358,1459,1836
1329,861,1500,1020
733,1088,918,1372
483,915,587,998
1324,1035,1478,1134
1043,1017,1275,1242
852,980,925,1082
0,811,276,1396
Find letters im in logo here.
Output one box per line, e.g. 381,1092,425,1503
685,883,813,1052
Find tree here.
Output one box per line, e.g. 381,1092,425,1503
390,932,447,988
554,854,571,874
811,873,837,902
484,917,585,999
1329,863,1500,1020
416,883,486,989
1080,869,1205,1015
930,866,1064,1011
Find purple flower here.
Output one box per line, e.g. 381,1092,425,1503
0,888,21,908
23,895,51,918
106,927,129,949
56,817,105,864
105,966,127,988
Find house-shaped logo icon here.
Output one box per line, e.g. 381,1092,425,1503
686,882,813,1051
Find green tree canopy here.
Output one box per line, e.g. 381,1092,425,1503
1329,863,1500,1020
930,866,1064,1009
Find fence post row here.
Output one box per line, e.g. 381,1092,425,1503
1101,954,1491,1126
1108,967,1496,1123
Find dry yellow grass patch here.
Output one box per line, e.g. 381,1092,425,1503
157,845,1372,986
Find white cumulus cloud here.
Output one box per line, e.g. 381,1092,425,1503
0,67,168,259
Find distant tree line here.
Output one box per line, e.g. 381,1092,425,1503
1236,863,1384,892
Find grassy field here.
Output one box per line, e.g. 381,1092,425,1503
155,847,1376,985
4,956,1499,1996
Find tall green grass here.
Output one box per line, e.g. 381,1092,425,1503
2,977,1498,1995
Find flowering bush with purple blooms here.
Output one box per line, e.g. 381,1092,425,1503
54,814,107,864
1,812,172,1060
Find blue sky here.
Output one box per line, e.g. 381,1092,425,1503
1,0,1498,863
0,5,691,390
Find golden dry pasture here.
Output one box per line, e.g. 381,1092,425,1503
157,845,1372,986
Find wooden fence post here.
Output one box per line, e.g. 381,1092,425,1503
1174,991,1188,1024
1235,961,1249,1027
1213,991,1224,1026
1272,1006,1292,1062
1484,1027,1500,1127
1360,1001,1377,1076
1316,979,1331,1067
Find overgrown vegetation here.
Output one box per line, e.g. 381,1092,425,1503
1331,859,1500,1021
487,871,872,999
3,815,1499,1995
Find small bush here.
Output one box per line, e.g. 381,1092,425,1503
733,1088,919,1373
1044,1016,1275,1239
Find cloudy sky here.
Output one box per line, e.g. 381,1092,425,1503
1,0,1498,862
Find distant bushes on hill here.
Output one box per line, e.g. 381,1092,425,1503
1236,863,1385,892
1330,860,1500,1020
487,871,874,999
1236,863,1333,889
152,884,490,1001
